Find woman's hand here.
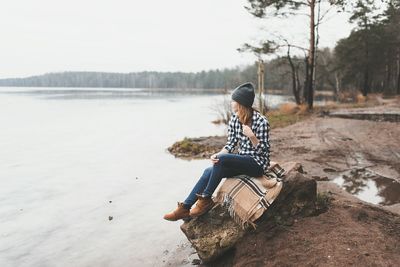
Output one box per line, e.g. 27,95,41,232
210,153,220,164
242,125,255,138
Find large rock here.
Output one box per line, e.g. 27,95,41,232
180,166,317,263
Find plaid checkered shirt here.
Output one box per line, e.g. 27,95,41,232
223,110,271,172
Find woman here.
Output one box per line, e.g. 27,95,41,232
163,82,273,221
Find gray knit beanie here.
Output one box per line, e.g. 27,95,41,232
231,82,255,108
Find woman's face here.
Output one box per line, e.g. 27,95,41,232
231,100,239,113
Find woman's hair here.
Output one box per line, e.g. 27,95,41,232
236,103,260,126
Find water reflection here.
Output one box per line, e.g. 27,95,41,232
333,168,400,205
0,87,295,109
0,88,226,100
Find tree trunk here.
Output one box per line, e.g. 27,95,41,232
287,46,301,105
362,29,370,96
306,0,316,110
296,65,303,104
257,60,265,113
303,57,309,103
397,47,400,95
383,49,393,96
334,72,340,102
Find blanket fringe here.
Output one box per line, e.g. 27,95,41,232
214,192,258,230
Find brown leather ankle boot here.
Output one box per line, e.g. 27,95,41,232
189,193,215,217
163,202,191,221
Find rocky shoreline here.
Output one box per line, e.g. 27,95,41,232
167,136,226,159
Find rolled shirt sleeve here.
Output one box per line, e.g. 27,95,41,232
223,115,238,153
253,119,270,158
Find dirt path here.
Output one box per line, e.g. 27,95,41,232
270,115,400,182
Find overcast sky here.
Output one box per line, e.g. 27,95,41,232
0,0,355,78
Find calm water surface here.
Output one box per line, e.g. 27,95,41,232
0,87,291,267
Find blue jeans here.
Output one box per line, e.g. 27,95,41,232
182,153,264,209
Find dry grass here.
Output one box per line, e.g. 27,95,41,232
278,102,298,114
297,104,309,114
365,93,383,105
264,92,389,129
277,103,309,115
266,111,311,129
356,93,366,103
265,102,314,129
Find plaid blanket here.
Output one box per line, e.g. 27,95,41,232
212,161,300,230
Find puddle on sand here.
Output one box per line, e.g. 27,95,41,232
333,168,400,205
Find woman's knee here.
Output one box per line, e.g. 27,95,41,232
216,153,241,167
216,153,231,164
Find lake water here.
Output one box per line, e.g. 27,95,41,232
0,87,291,267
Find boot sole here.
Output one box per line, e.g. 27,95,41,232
189,203,215,218
182,217,192,222
163,215,192,222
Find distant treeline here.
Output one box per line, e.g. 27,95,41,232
0,65,296,93
0,69,256,90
